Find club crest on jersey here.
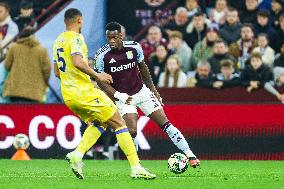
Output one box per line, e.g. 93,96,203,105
126,51,133,60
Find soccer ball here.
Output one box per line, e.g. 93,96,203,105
13,134,30,150
168,153,189,174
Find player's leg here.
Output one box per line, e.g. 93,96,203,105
138,86,200,167
148,109,200,168
105,110,156,179
65,122,107,179
115,100,139,150
122,113,139,150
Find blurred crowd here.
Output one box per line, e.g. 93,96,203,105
126,0,284,102
0,0,59,103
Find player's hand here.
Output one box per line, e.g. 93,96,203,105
114,91,130,104
97,73,113,84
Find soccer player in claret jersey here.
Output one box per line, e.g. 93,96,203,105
53,9,155,179
95,22,200,168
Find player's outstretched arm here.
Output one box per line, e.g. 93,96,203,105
72,54,113,84
138,60,162,102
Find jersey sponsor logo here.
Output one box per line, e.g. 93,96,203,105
110,62,136,72
126,51,133,59
109,58,116,64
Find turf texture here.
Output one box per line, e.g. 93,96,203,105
0,160,283,189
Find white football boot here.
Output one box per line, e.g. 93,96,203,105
65,151,84,179
130,165,156,179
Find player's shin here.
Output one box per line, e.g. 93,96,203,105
161,121,196,158
75,125,106,158
115,126,140,167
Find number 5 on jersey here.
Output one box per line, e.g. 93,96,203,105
57,48,66,72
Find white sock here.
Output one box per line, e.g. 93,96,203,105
163,123,196,158
133,137,139,151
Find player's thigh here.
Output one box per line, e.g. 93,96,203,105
137,85,163,117
122,113,138,133
67,89,117,124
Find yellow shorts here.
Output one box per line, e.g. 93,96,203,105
64,87,117,124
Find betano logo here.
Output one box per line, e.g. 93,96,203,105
110,62,136,72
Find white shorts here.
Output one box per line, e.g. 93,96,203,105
115,85,162,116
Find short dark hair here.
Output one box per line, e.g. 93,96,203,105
64,8,82,23
257,10,269,18
220,59,234,68
214,39,228,47
0,2,10,13
105,22,121,32
241,23,254,31
257,33,269,40
250,52,262,60
228,7,238,12
193,11,203,18
19,26,35,38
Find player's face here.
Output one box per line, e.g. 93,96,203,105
106,30,122,49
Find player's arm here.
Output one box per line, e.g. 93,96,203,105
94,53,131,104
135,42,162,103
138,60,162,103
72,55,113,84
70,37,113,84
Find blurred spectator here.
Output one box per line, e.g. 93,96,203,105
254,10,275,39
227,0,246,10
121,25,133,41
240,0,259,24
34,0,56,16
258,0,272,10
271,0,284,30
149,45,170,86
209,0,228,25
168,30,192,73
219,7,242,45
185,11,210,49
185,0,201,18
270,14,284,53
208,39,236,74
188,59,215,88
158,55,187,88
191,25,219,69
3,27,51,103
14,0,37,31
274,43,284,67
0,2,19,61
163,7,189,38
253,33,275,67
240,53,279,98
213,59,241,89
273,66,284,86
140,25,167,65
229,23,257,69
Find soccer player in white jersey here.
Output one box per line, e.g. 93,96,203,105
94,22,200,168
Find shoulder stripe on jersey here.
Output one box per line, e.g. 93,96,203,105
96,44,110,55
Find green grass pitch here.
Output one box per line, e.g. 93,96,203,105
0,160,283,189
